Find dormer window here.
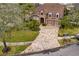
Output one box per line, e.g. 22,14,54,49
56,13,59,18
48,12,52,17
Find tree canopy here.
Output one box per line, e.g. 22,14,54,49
60,7,79,28
19,3,36,21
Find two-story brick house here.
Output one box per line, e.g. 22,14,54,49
32,3,64,25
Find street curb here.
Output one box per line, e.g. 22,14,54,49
15,42,78,56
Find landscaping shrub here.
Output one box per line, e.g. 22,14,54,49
59,16,74,29
27,19,40,31
42,23,47,26
58,39,71,45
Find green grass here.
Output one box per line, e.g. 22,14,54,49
0,30,39,42
58,28,79,36
0,45,28,56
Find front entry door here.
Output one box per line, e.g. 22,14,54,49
40,18,44,24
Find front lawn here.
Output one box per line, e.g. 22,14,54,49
0,30,39,42
58,28,79,36
0,45,28,56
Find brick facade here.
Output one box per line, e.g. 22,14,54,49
33,3,64,25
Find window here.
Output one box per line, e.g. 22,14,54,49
41,13,43,15
40,10,43,15
56,13,59,18
48,12,52,17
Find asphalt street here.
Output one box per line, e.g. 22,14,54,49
30,44,79,56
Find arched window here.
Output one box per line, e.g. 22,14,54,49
48,12,52,17
56,13,59,18
40,10,43,15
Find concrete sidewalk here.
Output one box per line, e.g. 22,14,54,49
58,36,75,40
0,41,32,46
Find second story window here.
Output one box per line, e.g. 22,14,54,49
41,13,43,15
56,13,59,18
48,12,52,17
40,10,43,15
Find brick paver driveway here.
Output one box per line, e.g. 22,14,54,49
21,25,60,54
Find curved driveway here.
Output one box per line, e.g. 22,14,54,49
21,26,60,54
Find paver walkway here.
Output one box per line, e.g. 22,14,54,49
21,26,60,54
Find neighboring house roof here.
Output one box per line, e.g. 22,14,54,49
66,3,74,10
